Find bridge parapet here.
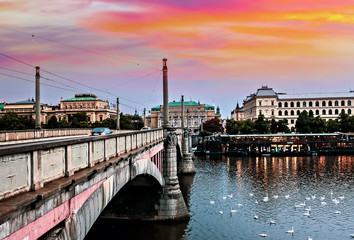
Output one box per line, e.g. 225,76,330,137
0,129,163,201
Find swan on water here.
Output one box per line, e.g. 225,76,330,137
308,236,312,240
284,194,290,199
305,207,311,212
238,203,243,207
254,215,259,220
321,201,327,206
273,195,279,199
219,210,223,215
249,193,254,197
259,233,267,237
270,218,276,225
222,196,227,200
339,195,345,200
230,207,237,213
304,211,310,217
210,201,215,204
286,227,294,235
334,211,341,214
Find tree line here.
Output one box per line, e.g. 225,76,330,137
226,111,353,134
0,112,144,131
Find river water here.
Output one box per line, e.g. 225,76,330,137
86,155,354,240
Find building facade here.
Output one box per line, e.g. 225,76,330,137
0,94,116,124
242,86,354,130
147,100,221,131
231,103,245,121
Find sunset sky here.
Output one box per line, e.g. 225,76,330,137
1,0,353,117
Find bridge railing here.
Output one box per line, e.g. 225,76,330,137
0,128,164,201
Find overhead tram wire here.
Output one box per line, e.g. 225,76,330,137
0,71,145,112
0,66,83,92
0,25,160,70
0,52,150,109
0,72,77,93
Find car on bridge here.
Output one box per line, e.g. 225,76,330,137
90,127,112,136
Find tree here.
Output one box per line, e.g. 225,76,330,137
338,111,351,132
101,118,116,129
327,119,339,133
277,119,290,133
254,114,270,134
296,111,311,133
239,119,256,134
310,116,326,133
271,119,278,133
202,117,223,133
47,116,58,128
120,113,144,130
58,119,70,128
0,112,33,130
226,119,239,134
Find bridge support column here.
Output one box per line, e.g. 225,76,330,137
179,129,196,174
156,130,189,221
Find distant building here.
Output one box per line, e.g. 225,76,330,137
57,94,116,122
0,94,116,124
147,100,221,131
242,86,354,130
231,102,245,121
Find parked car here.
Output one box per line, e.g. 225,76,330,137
141,127,151,130
90,127,112,136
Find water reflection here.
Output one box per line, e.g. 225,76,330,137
86,155,354,240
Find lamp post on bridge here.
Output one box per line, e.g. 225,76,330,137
35,66,41,129
116,98,120,130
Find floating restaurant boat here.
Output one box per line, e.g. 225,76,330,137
194,133,354,156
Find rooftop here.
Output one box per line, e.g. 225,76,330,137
151,101,215,111
62,94,102,102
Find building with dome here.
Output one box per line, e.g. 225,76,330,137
147,100,221,131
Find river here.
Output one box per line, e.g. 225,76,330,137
86,155,354,240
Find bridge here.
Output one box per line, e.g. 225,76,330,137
0,127,196,240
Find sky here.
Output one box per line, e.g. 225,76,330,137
0,0,354,118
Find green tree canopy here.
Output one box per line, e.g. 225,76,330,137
295,111,311,133
254,114,270,134
202,117,223,133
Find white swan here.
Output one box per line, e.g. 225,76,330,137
219,210,223,215
320,196,325,201
238,203,243,207
263,196,269,202
305,197,310,201
210,201,215,204
332,198,340,204
255,200,259,204
308,236,312,240
321,201,327,206
230,207,237,213
228,194,233,199
286,227,294,235
305,206,311,212
249,193,254,197
259,233,267,237
284,194,290,199
254,215,259,220
334,211,341,214
304,211,310,217
339,195,345,200
222,196,227,200
273,195,279,199
311,194,316,199
270,218,276,225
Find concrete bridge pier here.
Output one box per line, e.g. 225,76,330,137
179,129,196,175
156,130,189,221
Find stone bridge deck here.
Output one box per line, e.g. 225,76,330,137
0,129,166,239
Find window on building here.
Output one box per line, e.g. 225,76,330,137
335,101,339,106
291,102,294,107
341,109,345,114
322,109,326,115
348,100,351,106
284,102,288,108
297,110,300,115
341,100,345,106
315,101,319,107
285,110,288,116
329,101,332,106
259,110,262,115
322,101,326,107
309,110,314,116
271,100,274,106
272,110,274,116
290,110,294,116
335,109,339,115
309,101,313,107
100,116,103,122
88,116,91,122
278,102,282,108
303,101,306,107
278,111,282,116
296,102,300,107
329,109,332,115
349,109,352,115
259,101,262,106
315,110,319,115
291,120,294,124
